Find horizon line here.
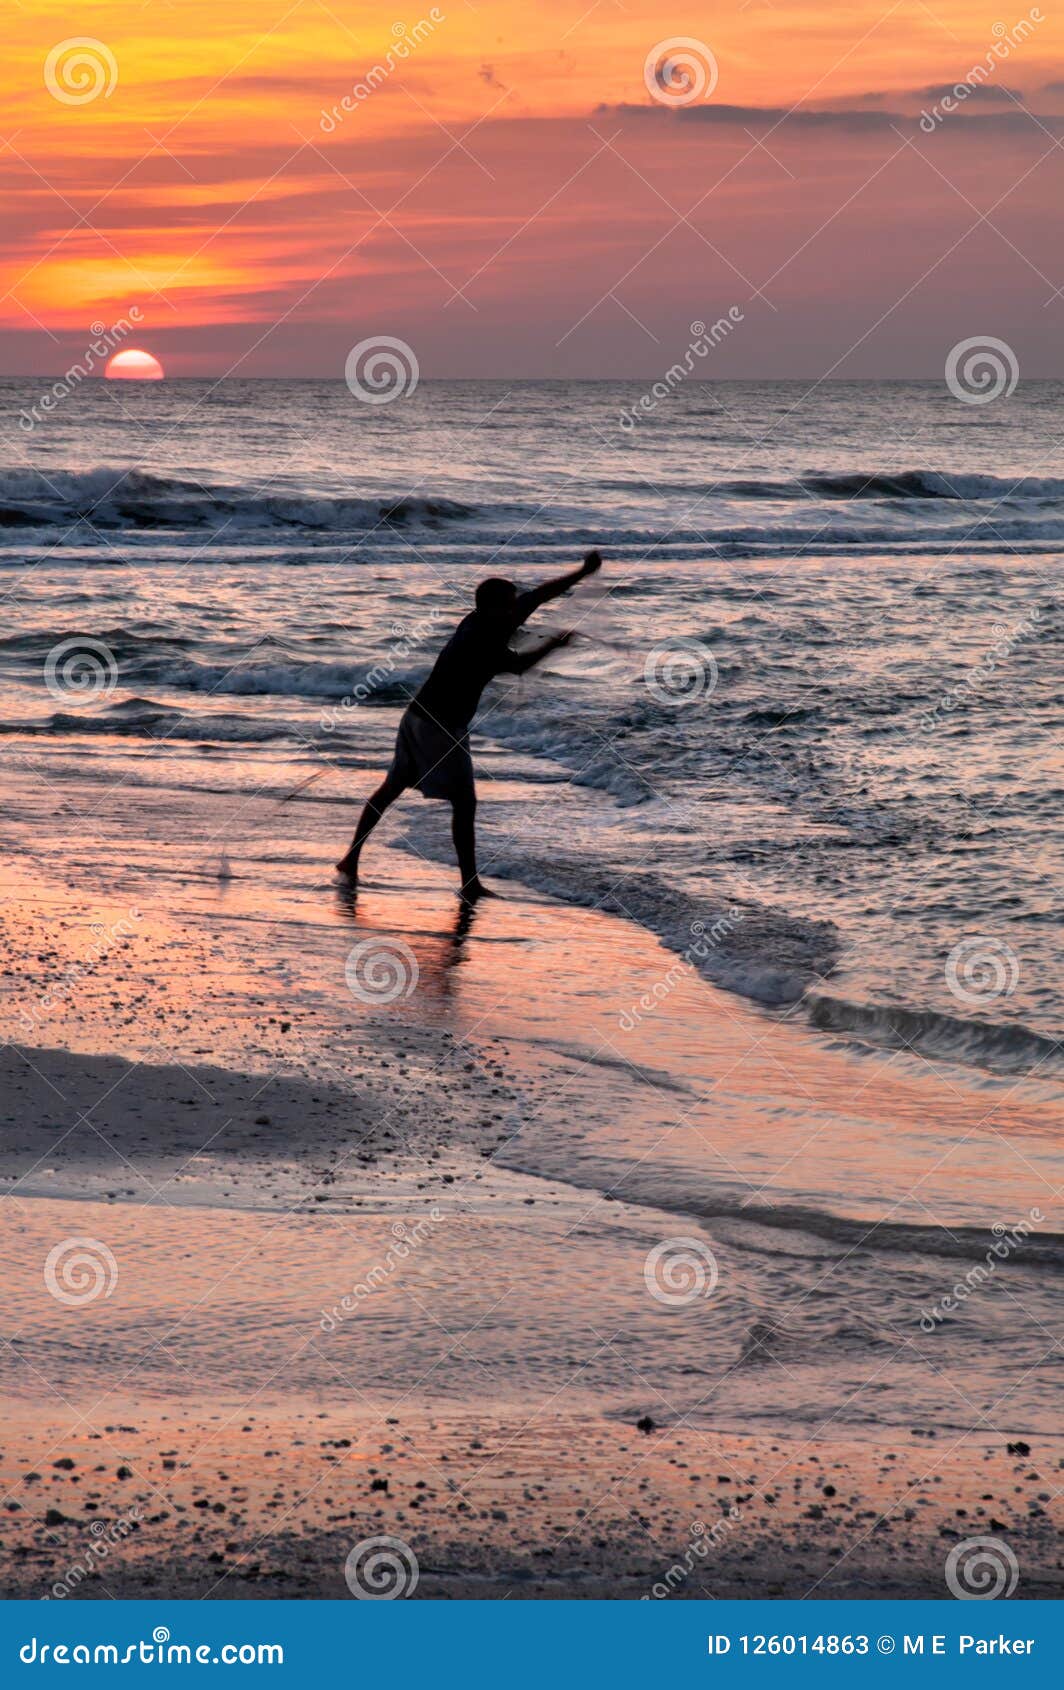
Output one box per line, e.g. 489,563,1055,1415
3,373,1062,385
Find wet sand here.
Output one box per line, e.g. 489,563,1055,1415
3,1393,1061,1599
1,843,1058,1236
1,832,1061,1599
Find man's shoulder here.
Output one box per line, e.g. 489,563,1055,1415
445,609,511,649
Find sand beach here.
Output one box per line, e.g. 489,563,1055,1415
1,776,1060,1599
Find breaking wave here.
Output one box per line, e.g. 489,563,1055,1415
806,992,1063,1077
0,466,476,533
718,468,1064,502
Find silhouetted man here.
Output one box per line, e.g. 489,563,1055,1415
337,550,603,900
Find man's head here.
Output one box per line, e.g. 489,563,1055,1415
475,576,518,615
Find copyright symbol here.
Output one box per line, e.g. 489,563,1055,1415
877,1636,895,1655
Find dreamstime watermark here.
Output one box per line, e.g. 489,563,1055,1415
619,910,743,1030
643,1510,742,1598
320,12,446,130
919,1209,1044,1331
345,936,420,1003
44,637,119,705
344,336,419,403
644,1237,719,1306
945,1536,1019,1599
45,1507,144,1599
918,606,1042,731
945,936,1019,1006
321,610,442,732
644,640,718,705
919,11,1045,131
619,311,744,432
644,38,718,106
44,1239,118,1307
319,1210,442,1331
344,1535,419,1598
945,335,1018,404
44,38,118,106
19,1631,283,1666
18,908,142,1038
19,310,144,433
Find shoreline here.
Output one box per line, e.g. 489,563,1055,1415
2,850,1062,1600
4,1041,1063,1265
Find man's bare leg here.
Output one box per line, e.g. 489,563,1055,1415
452,793,497,901
336,775,405,878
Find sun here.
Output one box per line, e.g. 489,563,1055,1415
105,348,165,380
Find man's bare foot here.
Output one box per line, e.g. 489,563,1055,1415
460,878,500,903
336,854,359,878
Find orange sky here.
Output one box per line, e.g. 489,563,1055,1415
4,1,1064,375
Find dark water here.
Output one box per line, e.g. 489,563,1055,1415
0,377,1060,1069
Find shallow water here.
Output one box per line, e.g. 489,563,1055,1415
1,378,1060,1070
1,835,1060,1445
0,377,1060,1446
3,1188,1061,1441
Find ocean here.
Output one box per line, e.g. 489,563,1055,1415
1,376,1061,1452
2,376,1059,1062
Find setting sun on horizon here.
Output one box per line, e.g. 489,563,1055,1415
104,347,165,379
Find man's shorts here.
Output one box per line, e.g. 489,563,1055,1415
389,706,475,804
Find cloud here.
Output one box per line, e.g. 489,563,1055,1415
599,100,898,131
819,85,1023,110
598,100,1062,136
913,82,1023,103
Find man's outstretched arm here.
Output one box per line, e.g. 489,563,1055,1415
499,631,574,676
513,549,602,624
